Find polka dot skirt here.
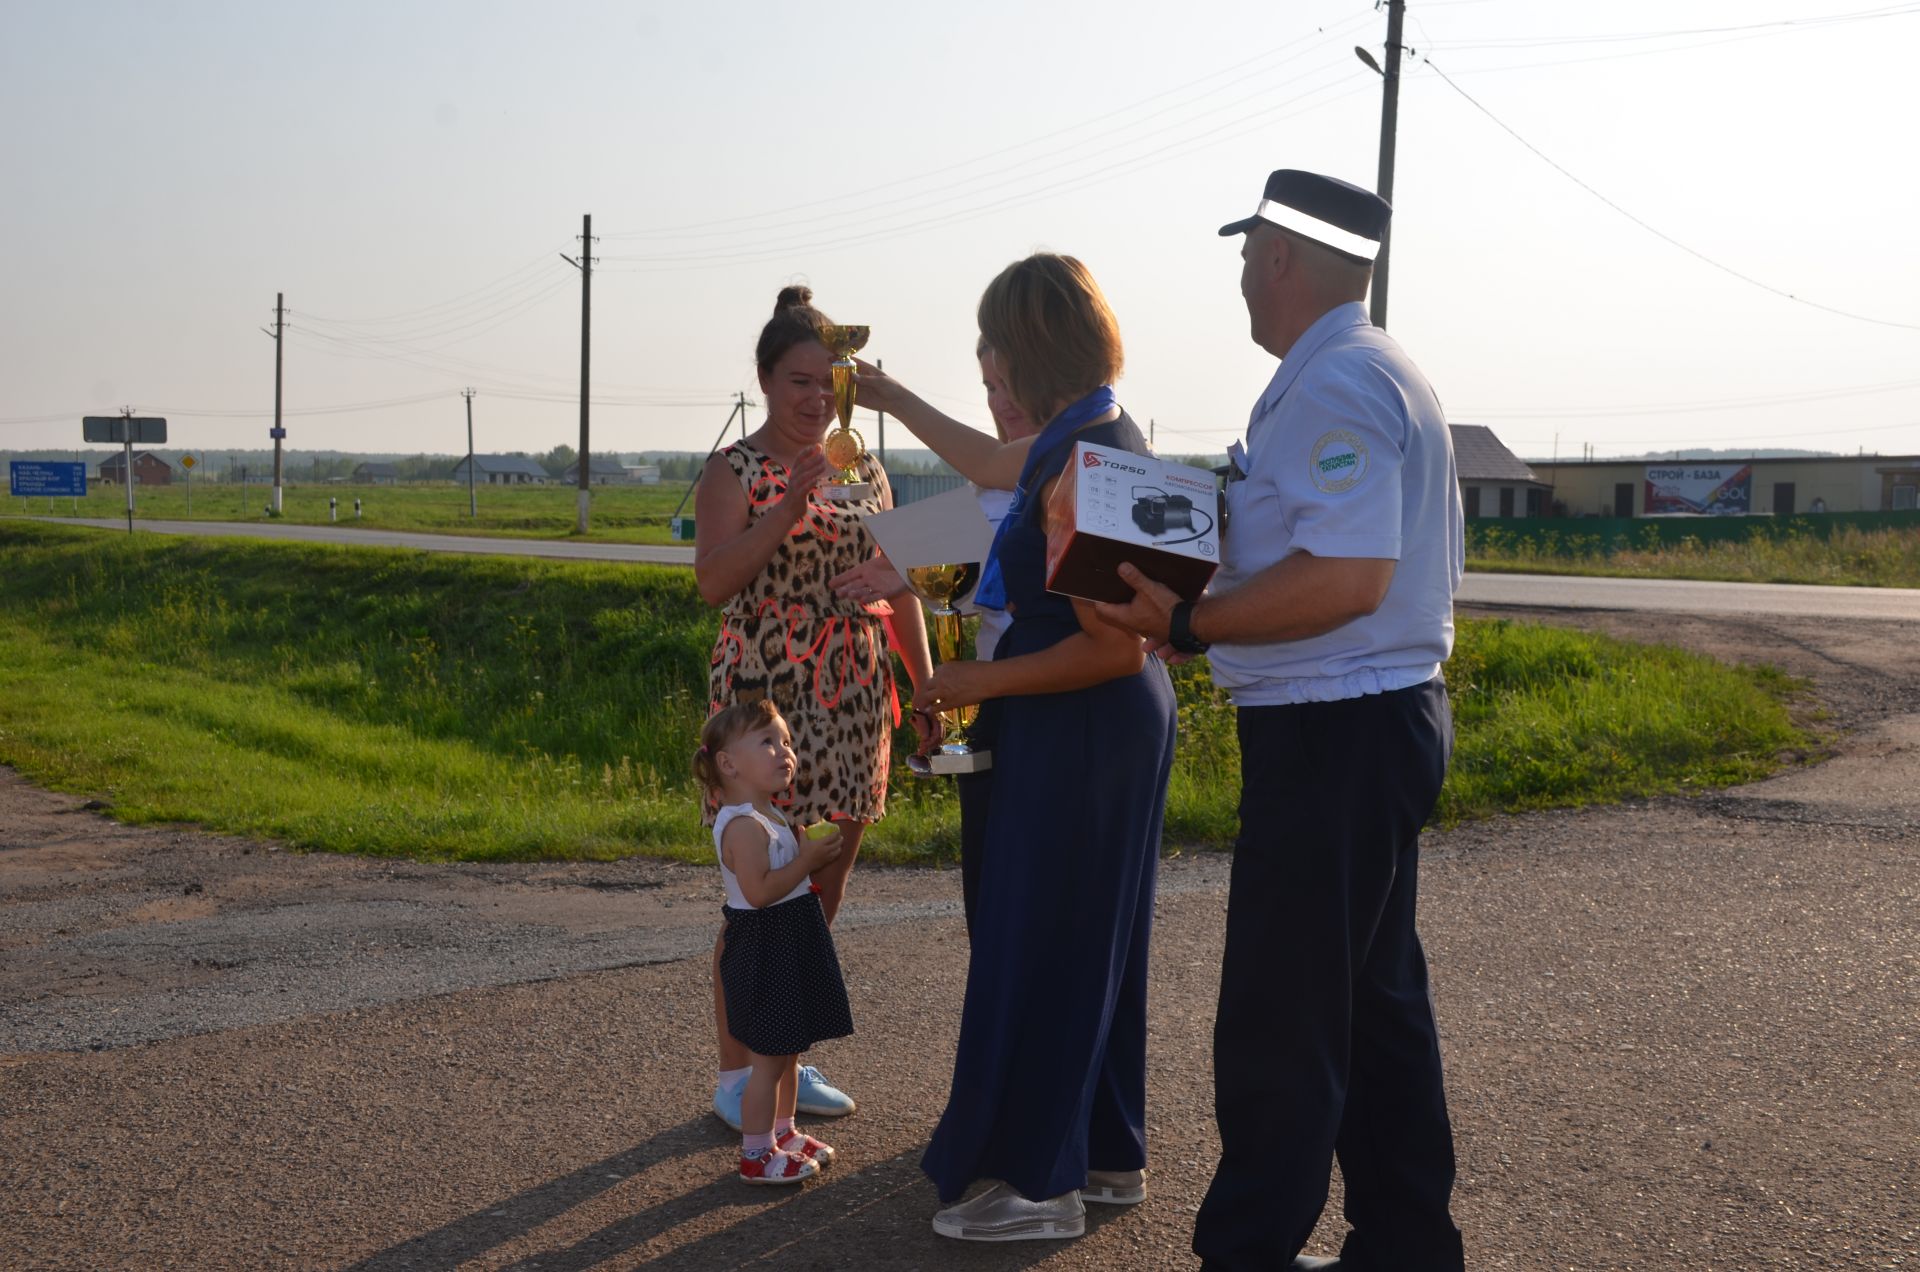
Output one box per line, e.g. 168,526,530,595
720,892,854,1057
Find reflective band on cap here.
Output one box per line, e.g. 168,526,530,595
1253,199,1381,261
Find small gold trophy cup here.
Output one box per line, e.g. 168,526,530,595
819,323,875,501
905,561,992,776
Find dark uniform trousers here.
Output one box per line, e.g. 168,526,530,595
1194,677,1465,1272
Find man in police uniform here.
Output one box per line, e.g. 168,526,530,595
1097,169,1465,1270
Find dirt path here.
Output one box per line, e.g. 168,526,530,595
2,610,1915,1270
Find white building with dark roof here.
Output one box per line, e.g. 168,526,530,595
1450,424,1551,518
449,454,550,485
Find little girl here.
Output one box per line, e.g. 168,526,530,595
695,699,855,1185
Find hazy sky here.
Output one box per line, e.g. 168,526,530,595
4,0,1917,462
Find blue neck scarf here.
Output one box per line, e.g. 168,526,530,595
973,385,1117,611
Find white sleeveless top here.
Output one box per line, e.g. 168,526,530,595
712,803,810,910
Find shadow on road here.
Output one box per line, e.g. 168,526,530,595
344,1118,717,1270
348,1123,1101,1270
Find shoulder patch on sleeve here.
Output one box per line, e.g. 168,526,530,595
1309,429,1370,494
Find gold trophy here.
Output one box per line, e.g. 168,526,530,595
819,323,874,501
905,561,991,776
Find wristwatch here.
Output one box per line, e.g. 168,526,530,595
1168,600,1210,655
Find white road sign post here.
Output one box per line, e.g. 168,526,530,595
83,414,167,533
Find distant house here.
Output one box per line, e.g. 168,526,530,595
352,462,399,485
449,454,550,485
623,464,661,485
97,451,173,486
561,456,631,486
1451,424,1549,518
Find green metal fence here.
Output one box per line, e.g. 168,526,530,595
1466,509,1920,556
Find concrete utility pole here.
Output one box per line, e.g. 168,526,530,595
1364,0,1406,330
560,215,597,533
463,388,477,517
271,293,285,512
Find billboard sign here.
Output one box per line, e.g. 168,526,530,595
82,416,167,444
10,461,88,497
1645,464,1752,515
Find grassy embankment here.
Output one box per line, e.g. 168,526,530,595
4,480,694,544
1468,520,1920,587
0,523,1810,863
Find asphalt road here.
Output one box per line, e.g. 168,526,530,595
19,516,697,566
2,607,1916,1269
22,515,1920,619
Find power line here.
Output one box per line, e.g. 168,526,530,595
599,15,1373,245
1418,55,1920,333
1421,3,1920,50
1408,26,1845,75
599,77,1372,272
286,324,725,398
290,246,569,327
1459,377,1920,420
602,59,1361,265
132,390,456,419
1504,415,1919,452
292,274,574,348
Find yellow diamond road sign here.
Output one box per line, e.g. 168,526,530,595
181,455,196,469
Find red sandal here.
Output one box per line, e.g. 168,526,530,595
739,1146,817,1185
777,1128,837,1168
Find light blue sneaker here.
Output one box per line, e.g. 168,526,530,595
796,1065,856,1118
712,1080,744,1132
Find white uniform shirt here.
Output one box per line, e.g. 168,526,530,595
1206,302,1464,706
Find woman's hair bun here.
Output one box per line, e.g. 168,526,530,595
775,284,814,311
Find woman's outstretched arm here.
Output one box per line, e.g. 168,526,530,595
854,359,1031,491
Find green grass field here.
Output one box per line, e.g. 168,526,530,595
0,523,1811,863
5,478,697,544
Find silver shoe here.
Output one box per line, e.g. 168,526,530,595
1082,1167,1147,1205
931,1182,1086,1242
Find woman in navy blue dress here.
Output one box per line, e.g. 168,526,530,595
857,253,1178,1242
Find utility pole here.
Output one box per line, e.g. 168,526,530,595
261,293,286,513
876,358,886,466
1367,0,1406,330
669,393,751,534
463,388,477,517
273,292,285,512
560,215,596,533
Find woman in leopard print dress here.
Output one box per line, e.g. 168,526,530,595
693,285,932,1121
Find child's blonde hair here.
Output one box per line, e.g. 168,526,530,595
694,698,784,795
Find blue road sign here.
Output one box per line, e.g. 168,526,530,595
269,427,287,439
10,462,87,497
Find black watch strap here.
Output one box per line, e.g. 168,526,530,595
1169,600,1209,654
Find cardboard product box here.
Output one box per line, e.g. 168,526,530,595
1044,441,1221,603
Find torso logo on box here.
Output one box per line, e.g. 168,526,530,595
1083,450,1148,476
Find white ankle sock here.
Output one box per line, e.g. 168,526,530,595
717,1066,750,1095
774,1116,795,1139
742,1130,774,1156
